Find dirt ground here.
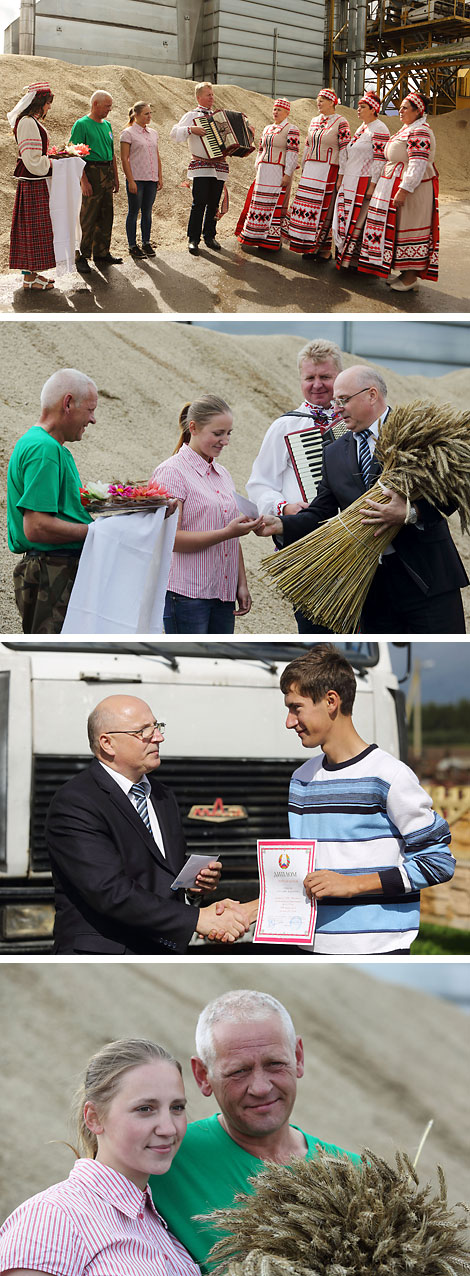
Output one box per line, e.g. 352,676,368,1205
1,963,469,1222
1,323,469,634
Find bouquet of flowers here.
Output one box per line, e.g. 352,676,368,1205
205,1148,470,1276
263,399,470,632
48,143,90,158
80,478,171,515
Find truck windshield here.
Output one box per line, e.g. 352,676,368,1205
3,641,380,670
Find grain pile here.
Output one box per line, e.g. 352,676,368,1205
1,322,469,633
0,53,469,272
1,963,469,1220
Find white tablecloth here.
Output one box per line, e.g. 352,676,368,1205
61,508,177,634
48,156,86,276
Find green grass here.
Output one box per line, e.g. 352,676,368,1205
412,922,470,955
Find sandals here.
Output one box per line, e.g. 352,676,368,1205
22,273,55,291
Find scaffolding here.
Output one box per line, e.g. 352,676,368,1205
325,0,470,110
366,0,470,111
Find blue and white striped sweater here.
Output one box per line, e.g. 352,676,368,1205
288,744,454,954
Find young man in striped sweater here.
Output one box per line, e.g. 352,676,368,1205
282,645,455,954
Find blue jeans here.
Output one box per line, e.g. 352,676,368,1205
163,592,235,634
125,180,157,246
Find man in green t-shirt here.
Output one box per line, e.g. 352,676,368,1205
70,90,122,272
151,989,360,1271
7,368,98,633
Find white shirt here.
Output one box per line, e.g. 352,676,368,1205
352,411,383,464
99,762,165,856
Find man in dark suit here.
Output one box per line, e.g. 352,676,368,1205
46,694,249,954
259,364,467,632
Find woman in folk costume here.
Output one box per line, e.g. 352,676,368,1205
333,91,390,270
288,88,350,259
8,81,56,290
358,91,439,292
235,99,300,250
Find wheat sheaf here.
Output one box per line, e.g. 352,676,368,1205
204,1149,470,1276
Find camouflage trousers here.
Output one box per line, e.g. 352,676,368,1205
13,553,81,634
80,162,115,258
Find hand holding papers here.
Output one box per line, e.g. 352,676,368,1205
171,854,220,891
254,840,316,945
235,492,260,519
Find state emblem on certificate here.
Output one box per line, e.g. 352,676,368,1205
254,839,317,945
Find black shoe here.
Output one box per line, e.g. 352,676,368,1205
142,243,156,257
129,245,144,258
75,254,91,273
204,238,222,251
188,241,199,255
93,253,123,264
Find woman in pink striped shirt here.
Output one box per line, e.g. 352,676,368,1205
0,1038,201,1276
153,395,263,633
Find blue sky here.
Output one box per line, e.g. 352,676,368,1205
362,963,470,1010
391,644,470,705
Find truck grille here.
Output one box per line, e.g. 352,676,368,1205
31,756,294,883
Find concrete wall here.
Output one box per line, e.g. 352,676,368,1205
4,0,202,76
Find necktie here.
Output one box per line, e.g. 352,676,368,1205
129,781,152,834
357,428,372,487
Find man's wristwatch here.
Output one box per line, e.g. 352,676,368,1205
406,503,418,525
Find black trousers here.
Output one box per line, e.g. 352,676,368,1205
360,554,465,634
187,176,225,244
295,554,465,635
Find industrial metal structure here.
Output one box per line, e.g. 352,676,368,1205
324,0,470,110
366,0,470,112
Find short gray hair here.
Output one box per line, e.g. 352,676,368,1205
349,364,388,397
195,990,297,1068
87,702,110,754
297,340,343,374
40,369,97,412
90,90,112,106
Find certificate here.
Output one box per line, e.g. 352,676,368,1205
254,840,316,945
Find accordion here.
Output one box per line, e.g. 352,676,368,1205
285,417,347,503
198,110,255,160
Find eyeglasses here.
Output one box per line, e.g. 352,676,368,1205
331,387,372,408
108,722,166,742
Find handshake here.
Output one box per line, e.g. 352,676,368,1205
188,858,258,943
196,897,259,944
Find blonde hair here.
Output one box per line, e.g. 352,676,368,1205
195,82,213,100
297,339,343,374
129,101,149,124
72,1038,182,1158
174,394,231,453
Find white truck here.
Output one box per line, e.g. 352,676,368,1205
0,640,409,953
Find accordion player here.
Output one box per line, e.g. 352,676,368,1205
197,110,255,160
285,418,347,504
